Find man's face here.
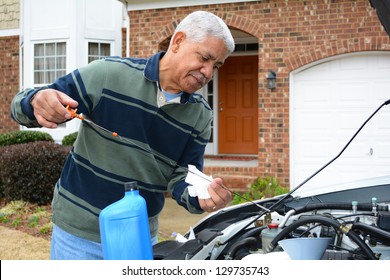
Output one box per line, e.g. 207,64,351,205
170,33,229,93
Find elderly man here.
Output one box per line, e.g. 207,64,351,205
11,11,235,259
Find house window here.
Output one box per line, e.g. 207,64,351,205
207,80,214,143
88,42,111,63
234,43,259,52
34,42,66,85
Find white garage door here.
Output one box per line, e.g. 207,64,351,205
291,52,390,191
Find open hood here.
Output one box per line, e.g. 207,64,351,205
370,0,390,37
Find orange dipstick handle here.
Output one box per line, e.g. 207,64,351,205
65,105,119,138
66,105,84,120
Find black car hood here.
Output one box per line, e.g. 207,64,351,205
370,0,390,37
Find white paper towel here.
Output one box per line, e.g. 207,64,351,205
175,227,196,243
185,164,212,199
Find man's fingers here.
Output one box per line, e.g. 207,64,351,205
198,198,217,212
54,91,79,119
57,92,78,109
198,178,233,212
209,179,233,204
35,114,59,129
31,89,78,128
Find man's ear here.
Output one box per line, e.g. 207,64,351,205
171,31,186,53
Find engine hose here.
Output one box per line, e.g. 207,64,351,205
352,222,390,243
238,226,267,240
223,226,266,259
292,202,388,215
266,215,377,260
225,237,258,260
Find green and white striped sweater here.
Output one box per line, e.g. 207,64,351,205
11,52,212,242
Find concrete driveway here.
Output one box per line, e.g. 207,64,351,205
158,197,209,239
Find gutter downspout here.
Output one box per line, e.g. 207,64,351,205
19,0,24,92
121,1,130,57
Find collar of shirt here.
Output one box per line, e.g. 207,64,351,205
145,52,193,106
157,87,183,107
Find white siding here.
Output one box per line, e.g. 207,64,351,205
21,0,123,143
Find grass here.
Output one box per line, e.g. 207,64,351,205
0,199,53,240
0,196,207,259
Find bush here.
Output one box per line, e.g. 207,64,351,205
0,141,70,205
0,130,54,197
62,132,78,146
232,176,289,205
0,130,53,147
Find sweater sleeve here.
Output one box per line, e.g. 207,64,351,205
168,109,213,214
10,87,46,128
10,59,108,127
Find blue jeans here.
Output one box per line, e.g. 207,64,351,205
50,225,158,260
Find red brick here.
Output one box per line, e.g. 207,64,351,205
0,35,19,134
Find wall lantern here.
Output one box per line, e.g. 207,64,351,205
266,70,276,89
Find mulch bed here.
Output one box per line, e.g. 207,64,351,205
0,199,52,240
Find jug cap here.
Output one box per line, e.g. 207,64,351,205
124,181,138,192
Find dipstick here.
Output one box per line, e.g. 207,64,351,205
65,105,270,212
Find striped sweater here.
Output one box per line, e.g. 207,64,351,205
11,52,212,242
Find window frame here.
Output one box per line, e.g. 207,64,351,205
87,41,112,64
33,41,67,88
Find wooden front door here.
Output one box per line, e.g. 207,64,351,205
218,56,258,154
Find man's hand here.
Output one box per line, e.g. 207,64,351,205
198,178,233,212
30,89,78,128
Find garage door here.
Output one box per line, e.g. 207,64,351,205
291,52,390,190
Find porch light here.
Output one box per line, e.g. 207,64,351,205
266,70,276,89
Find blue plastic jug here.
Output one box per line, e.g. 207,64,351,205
99,181,153,260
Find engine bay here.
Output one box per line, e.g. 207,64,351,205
153,177,390,260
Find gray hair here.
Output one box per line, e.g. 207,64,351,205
172,11,235,54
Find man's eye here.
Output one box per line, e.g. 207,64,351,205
202,56,209,61
214,63,223,70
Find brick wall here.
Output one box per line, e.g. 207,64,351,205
127,0,390,189
0,35,19,133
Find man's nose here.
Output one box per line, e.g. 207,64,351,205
201,63,214,80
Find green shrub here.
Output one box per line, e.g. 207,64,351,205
232,176,289,205
0,130,54,197
62,132,78,146
0,130,53,147
0,141,70,205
